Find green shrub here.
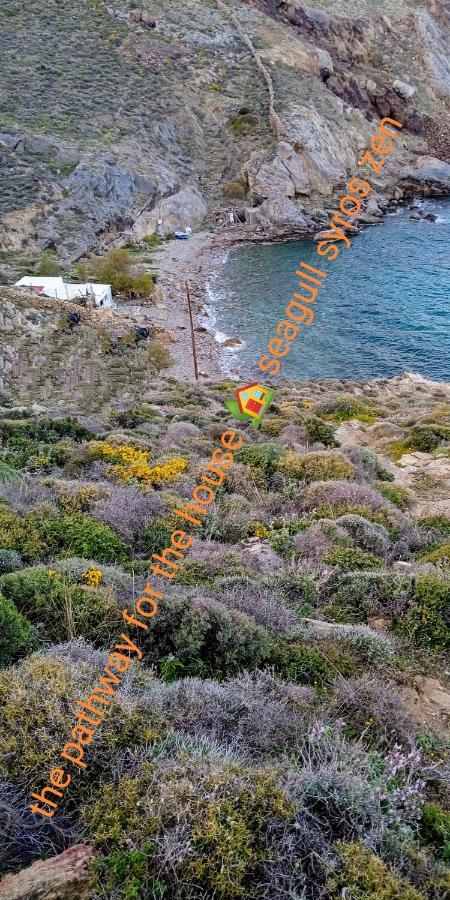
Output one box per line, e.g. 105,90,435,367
325,546,383,572
407,424,450,453
223,180,246,199
375,482,410,509
0,417,94,445
269,528,293,557
277,451,355,482
0,549,22,574
148,342,173,373
229,112,258,134
420,802,450,860
41,513,130,563
147,599,274,681
419,515,450,537
320,572,412,623
0,594,36,665
235,443,283,477
421,543,450,568
327,841,425,899
0,568,122,644
318,397,379,424
305,416,337,447
77,249,154,298
271,641,335,687
0,506,47,561
86,765,294,899
398,575,450,651
36,253,60,276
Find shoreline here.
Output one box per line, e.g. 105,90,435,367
145,194,446,383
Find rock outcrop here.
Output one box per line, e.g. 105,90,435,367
0,845,94,900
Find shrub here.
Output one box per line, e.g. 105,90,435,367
332,675,417,748
325,546,382,572
317,396,379,424
0,568,122,645
76,248,154,298
0,594,36,666
86,758,294,900
327,841,425,899
41,513,130,563
36,253,60,276
421,543,450,568
0,549,22,574
408,424,450,453
235,442,283,477
223,180,246,199
88,442,187,487
145,597,275,680
229,111,258,134
0,505,47,561
420,802,450,860
419,515,450,537
303,481,395,517
264,571,318,607
90,483,165,542
304,416,337,447
335,515,390,556
148,342,173,373
277,451,355,483
375,482,411,509
345,447,394,482
320,572,412,623
398,575,450,651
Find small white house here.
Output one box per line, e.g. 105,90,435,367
14,277,113,308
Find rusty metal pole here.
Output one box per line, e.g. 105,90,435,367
186,280,199,382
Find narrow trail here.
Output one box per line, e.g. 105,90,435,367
213,0,283,141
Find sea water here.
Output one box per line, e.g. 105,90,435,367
208,198,450,381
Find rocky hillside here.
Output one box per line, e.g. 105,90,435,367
0,0,449,273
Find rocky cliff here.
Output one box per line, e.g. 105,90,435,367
0,0,449,269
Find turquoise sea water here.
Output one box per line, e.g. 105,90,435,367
208,198,450,382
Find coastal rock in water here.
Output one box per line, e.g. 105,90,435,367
0,845,94,900
399,156,450,193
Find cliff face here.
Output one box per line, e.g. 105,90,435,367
0,0,449,266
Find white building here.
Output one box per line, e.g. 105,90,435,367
14,276,113,308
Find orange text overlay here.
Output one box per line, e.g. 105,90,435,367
29,429,243,819
258,116,403,378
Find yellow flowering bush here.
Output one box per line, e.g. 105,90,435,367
88,442,187,486
82,567,103,587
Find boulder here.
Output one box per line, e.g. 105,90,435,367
245,196,311,230
249,157,296,199
356,212,382,224
280,106,356,195
135,186,207,236
393,78,416,100
247,143,310,200
0,845,94,900
239,538,284,574
277,142,310,194
399,155,450,192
